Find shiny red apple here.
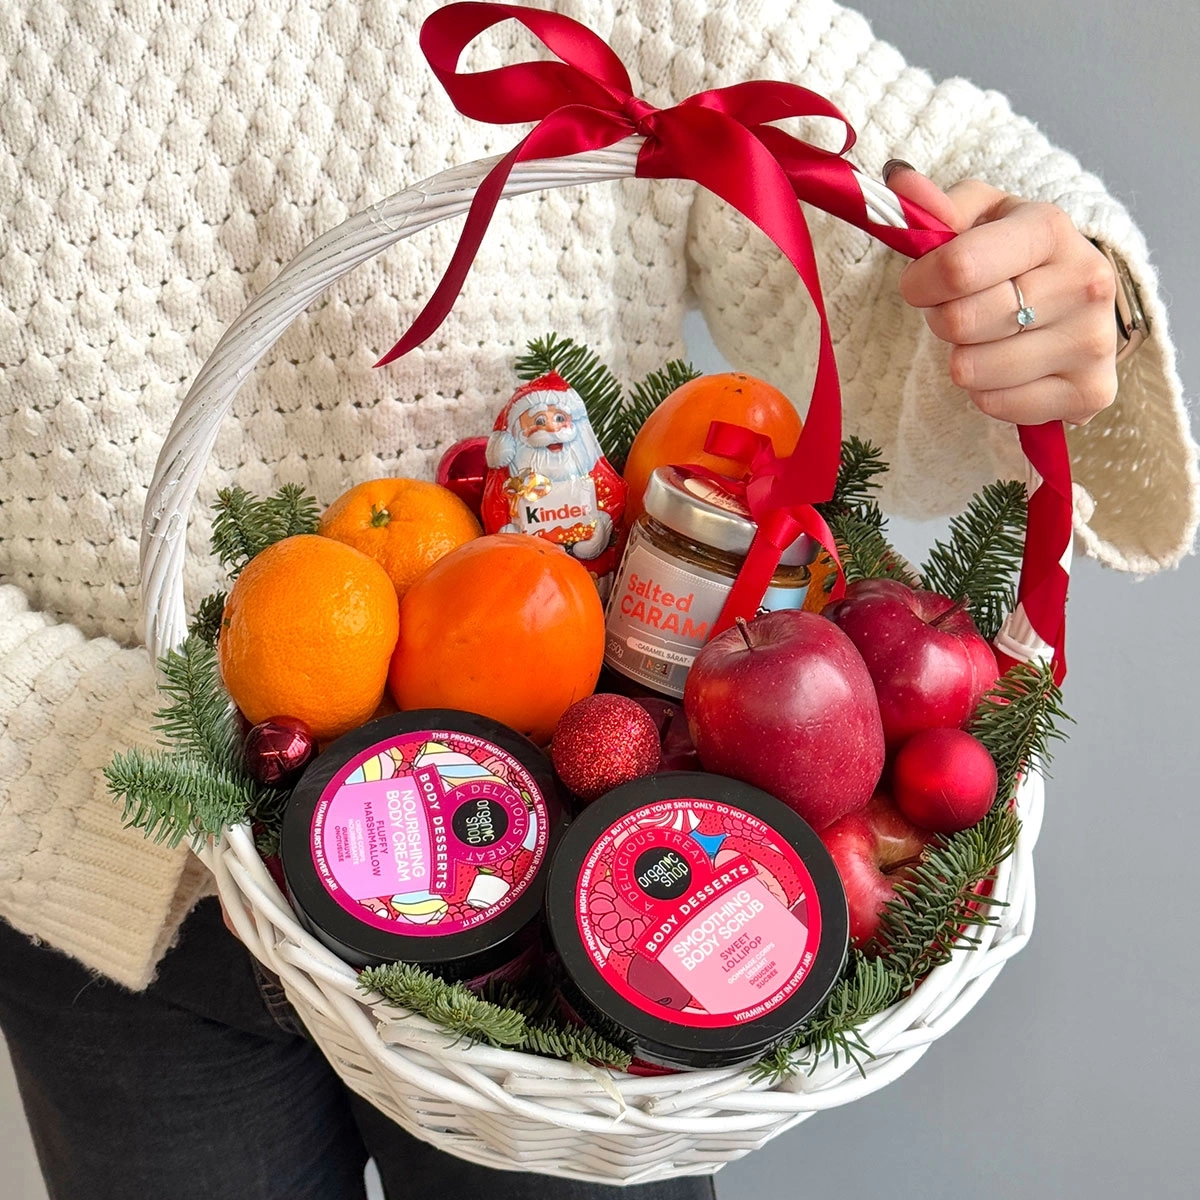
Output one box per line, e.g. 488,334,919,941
819,794,932,946
824,579,999,749
893,727,998,832
683,611,885,830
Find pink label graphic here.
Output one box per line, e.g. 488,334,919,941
575,798,820,1027
312,730,548,937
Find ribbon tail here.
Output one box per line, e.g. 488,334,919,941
376,137,529,367
712,505,845,637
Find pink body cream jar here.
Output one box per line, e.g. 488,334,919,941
545,773,848,1069
281,711,563,982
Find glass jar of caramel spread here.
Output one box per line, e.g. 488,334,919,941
603,467,815,697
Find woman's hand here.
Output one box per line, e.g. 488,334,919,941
886,164,1118,426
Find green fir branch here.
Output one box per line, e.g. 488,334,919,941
210,484,322,576
359,962,631,1068
521,1021,632,1070
188,592,228,646
819,436,889,521
755,955,901,1080
617,359,702,470
920,480,1027,640
874,804,1021,989
153,636,240,771
261,482,322,540
515,334,626,465
827,509,922,589
104,748,259,847
970,660,1071,803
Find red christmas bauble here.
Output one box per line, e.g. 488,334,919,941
892,728,998,833
435,436,489,518
551,695,661,802
244,717,317,787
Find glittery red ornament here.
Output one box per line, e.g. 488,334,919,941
893,727,998,833
244,717,317,788
435,436,490,518
551,695,661,802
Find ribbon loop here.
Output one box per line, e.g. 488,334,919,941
381,1,1072,681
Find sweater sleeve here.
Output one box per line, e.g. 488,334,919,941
0,585,208,990
679,0,1198,572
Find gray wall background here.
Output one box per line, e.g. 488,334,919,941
2,1,1196,1197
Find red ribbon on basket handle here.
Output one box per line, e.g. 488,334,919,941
380,1,1071,682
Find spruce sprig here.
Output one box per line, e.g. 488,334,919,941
153,637,240,770
874,804,1021,989
755,956,900,1081
104,636,271,848
617,359,702,469
515,333,626,465
105,749,259,847
921,480,1027,640
970,660,1070,802
211,484,321,576
188,591,227,646
819,436,890,522
359,962,632,1069
827,509,923,590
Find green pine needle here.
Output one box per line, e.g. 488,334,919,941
617,359,701,470
188,592,228,646
970,660,1071,802
820,436,890,520
921,480,1027,640
755,955,900,1081
153,636,240,771
827,508,923,589
359,962,632,1068
105,748,259,847
210,484,321,576
515,333,626,465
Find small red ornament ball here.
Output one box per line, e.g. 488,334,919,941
435,436,489,518
551,694,661,802
893,728,998,833
244,717,317,787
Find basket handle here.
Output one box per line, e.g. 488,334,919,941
140,143,1068,676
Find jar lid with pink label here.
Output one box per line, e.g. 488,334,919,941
545,772,848,1069
281,711,564,982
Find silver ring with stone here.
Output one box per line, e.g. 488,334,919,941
1012,278,1036,332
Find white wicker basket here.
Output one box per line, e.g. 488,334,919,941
142,138,1049,1185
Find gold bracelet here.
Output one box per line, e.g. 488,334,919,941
1090,239,1149,364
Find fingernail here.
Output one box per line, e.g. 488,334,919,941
883,158,915,183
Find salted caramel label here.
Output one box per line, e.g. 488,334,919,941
604,526,806,697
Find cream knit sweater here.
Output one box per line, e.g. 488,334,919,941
1,0,1195,990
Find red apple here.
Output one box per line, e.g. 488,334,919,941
824,579,999,749
683,611,885,830
819,794,932,946
893,727,998,832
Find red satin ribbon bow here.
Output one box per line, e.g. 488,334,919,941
381,1,1071,682
699,421,845,630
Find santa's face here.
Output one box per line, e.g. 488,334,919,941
519,405,576,447
513,403,601,481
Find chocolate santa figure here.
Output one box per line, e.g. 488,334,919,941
482,372,627,597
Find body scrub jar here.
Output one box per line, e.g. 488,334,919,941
281,711,563,982
546,773,848,1069
604,467,815,697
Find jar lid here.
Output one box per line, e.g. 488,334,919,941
545,772,848,1070
642,467,815,566
281,711,563,979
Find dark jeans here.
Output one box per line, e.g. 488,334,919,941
0,900,716,1200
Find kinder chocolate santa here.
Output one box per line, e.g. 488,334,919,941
482,372,627,597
